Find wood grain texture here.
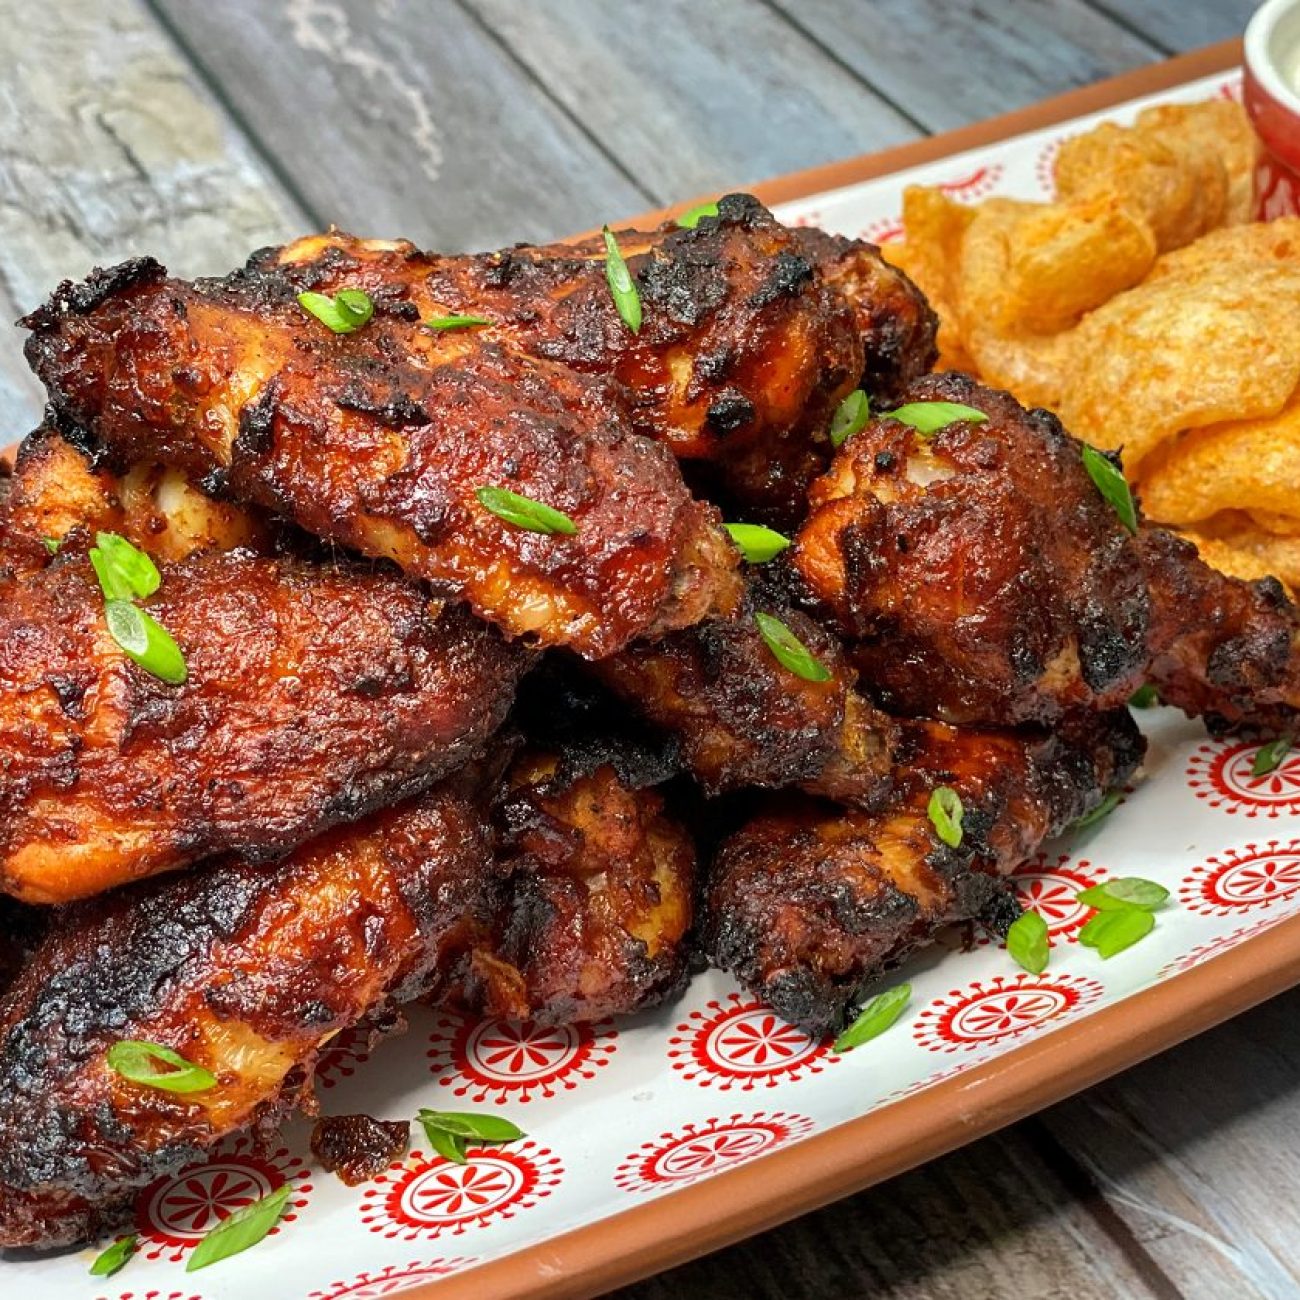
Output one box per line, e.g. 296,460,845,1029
0,0,300,435
1085,0,1259,52
769,0,1161,133
462,0,920,203
147,0,653,253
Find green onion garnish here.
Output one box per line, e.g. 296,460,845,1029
107,1040,216,1093
104,601,188,685
1076,877,1169,912
1072,790,1121,831
417,1110,527,1166
297,287,374,334
724,523,790,563
89,1234,137,1278
1081,445,1138,535
888,401,988,436
1253,735,1293,777
1078,906,1154,958
1006,910,1050,975
424,314,490,331
186,1183,292,1272
927,785,963,848
91,532,161,602
832,984,911,1053
602,226,642,333
676,200,720,228
1128,684,1159,708
42,536,61,555
475,486,578,536
830,390,870,449
754,611,831,682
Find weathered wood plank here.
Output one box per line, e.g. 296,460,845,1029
461,0,920,203
0,0,300,435
615,1121,1171,1300
1084,0,1257,53
148,0,653,253
768,0,1160,134
1041,986,1300,1299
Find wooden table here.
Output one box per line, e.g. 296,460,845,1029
3,2,1292,1296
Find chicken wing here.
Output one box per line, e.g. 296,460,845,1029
0,542,523,902
24,259,738,657
704,710,1144,1035
0,772,496,1249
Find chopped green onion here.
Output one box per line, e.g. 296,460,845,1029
107,1040,216,1093
676,200,720,228
1072,790,1121,832
89,1234,137,1278
724,522,790,563
475,486,578,536
1006,910,1050,975
186,1183,292,1272
927,785,963,848
42,536,61,555
91,532,161,601
297,287,374,334
754,611,831,682
1078,905,1154,958
104,600,188,685
830,389,870,449
602,226,642,333
417,1109,526,1166
888,400,988,436
1252,735,1293,778
423,314,490,331
1076,877,1169,912
1128,684,1159,708
1081,445,1138,534
832,984,911,1053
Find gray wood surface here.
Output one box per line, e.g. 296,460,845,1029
0,1,1280,1296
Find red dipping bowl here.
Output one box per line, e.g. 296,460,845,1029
1244,0,1300,217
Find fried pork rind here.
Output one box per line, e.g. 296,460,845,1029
1183,515,1300,595
1059,219,1300,471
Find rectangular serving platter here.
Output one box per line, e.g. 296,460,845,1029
14,38,1300,1300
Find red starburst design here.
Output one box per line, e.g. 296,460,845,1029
316,1023,375,1089
786,209,825,229
359,1142,561,1240
134,1136,311,1262
1186,740,1300,819
1035,135,1065,194
98,1292,204,1300
1158,915,1286,977
935,163,1005,200
882,1060,982,1104
1217,75,1243,102
861,215,904,245
976,854,1106,945
308,1259,478,1298
615,1112,814,1194
913,973,1104,1053
667,993,836,1090
427,1011,616,1104
1179,841,1300,916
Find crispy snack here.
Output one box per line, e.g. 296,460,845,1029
1182,514,1300,597
0,774,495,1248
1059,220,1300,471
0,545,523,903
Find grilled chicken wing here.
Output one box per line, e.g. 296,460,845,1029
0,773,495,1249
592,586,897,808
453,737,696,1025
795,371,1300,734
0,543,522,902
704,710,1144,1035
24,259,738,657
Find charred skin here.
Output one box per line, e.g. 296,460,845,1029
703,710,1145,1035
454,741,696,1025
0,897,45,1000
592,589,897,808
24,259,738,658
0,544,524,903
795,372,1152,725
0,775,495,1249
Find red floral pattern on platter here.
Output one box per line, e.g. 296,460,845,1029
134,1137,310,1263
1218,75,1244,102
935,163,1005,200
1186,740,1300,819
913,973,1103,1054
1035,135,1065,194
615,1112,814,1194
861,215,904,245
667,994,837,1091
881,1061,983,1105
976,854,1105,945
97,1293,204,1300
308,1260,478,1298
359,1142,562,1240
1158,914,1287,977
316,1023,375,1089
427,1012,616,1103
1179,842,1300,916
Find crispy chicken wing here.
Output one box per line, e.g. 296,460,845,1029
24,259,738,657
795,371,1300,734
0,543,523,902
0,773,495,1249
704,710,1144,1035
